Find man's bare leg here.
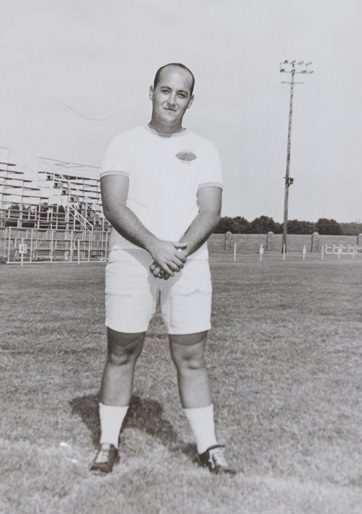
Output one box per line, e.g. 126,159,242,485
169,331,211,408
90,329,145,473
169,331,217,454
100,328,145,406
169,331,235,474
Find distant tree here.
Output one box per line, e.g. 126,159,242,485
299,220,315,234
233,216,252,233
315,218,342,235
215,215,347,235
214,216,236,233
273,221,283,234
340,222,362,235
251,216,277,234
287,219,315,234
215,216,254,233
287,219,303,234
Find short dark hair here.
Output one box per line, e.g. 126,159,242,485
153,63,195,96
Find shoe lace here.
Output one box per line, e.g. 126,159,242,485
209,447,228,468
95,445,112,463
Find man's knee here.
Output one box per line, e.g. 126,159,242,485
169,331,208,371
107,328,145,367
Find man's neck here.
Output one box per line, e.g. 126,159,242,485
148,119,185,136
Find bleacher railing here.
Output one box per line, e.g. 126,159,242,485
0,227,109,264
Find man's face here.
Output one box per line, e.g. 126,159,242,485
149,66,194,127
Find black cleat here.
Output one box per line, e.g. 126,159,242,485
198,445,236,475
90,443,120,474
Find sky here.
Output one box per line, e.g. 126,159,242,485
1,0,361,222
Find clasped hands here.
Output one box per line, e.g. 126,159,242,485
148,240,187,280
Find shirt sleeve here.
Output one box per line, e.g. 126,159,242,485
197,142,223,190
99,133,131,179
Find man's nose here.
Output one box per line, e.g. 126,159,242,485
168,91,176,106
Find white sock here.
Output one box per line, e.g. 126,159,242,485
184,404,218,454
99,403,129,447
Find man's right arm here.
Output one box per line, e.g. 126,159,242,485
101,174,186,275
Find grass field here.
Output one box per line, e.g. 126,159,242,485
1,254,362,514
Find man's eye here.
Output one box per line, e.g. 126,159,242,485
178,93,187,98
161,89,170,94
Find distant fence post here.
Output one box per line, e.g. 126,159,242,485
266,231,273,251
224,231,233,250
311,231,319,252
259,244,264,261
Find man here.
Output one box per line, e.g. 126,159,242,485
90,63,235,475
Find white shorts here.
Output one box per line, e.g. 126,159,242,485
105,248,212,335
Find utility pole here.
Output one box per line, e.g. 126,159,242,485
280,60,313,252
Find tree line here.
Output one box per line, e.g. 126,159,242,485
215,216,362,235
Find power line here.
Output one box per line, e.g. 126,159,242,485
61,99,120,122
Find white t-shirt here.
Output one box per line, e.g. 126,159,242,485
100,125,223,259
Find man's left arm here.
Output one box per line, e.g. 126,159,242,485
179,185,222,258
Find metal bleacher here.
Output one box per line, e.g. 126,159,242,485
37,156,107,231
0,150,110,263
0,157,49,228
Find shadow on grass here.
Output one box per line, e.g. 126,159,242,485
69,393,194,457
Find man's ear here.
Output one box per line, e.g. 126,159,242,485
187,94,194,109
149,85,154,100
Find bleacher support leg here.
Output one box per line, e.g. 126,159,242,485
30,229,33,263
70,231,74,262
50,229,54,262
3,227,7,258
7,227,11,264
88,233,91,262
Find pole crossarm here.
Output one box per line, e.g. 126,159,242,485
279,60,314,75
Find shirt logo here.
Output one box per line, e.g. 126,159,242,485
176,150,197,163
